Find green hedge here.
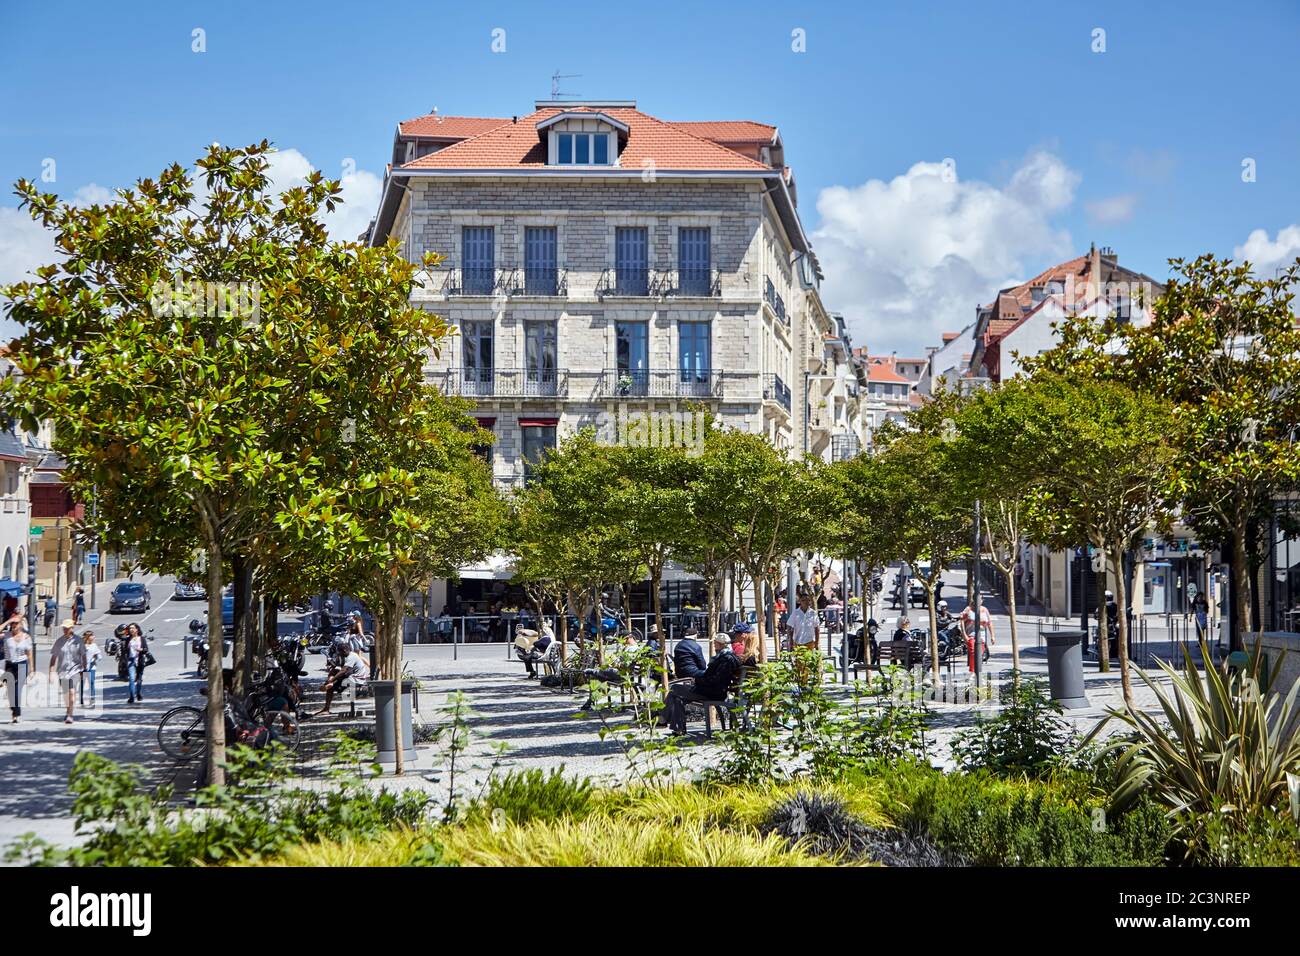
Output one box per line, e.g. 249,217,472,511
865,763,1173,867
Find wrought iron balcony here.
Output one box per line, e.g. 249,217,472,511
655,268,721,298
441,267,510,297
435,367,569,399
763,373,792,413
600,368,724,399
596,266,652,298
764,277,788,326
523,267,568,297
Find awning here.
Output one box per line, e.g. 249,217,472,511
457,553,516,581
0,578,25,598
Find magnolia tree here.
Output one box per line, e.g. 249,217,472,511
1029,254,1300,646
1025,374,1180,707
0,143,446,785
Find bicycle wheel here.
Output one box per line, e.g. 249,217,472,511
266,711,300,754
158,705,207,761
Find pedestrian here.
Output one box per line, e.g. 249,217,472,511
784,590,821,654
958,601,995,671
3,616,35,723
48,622,86,724
82,630,101,706
1192,591,1209,642
72,587,85,625
42,595,56,636
125,622,149,704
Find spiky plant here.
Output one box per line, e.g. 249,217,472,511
1089,638,1300,854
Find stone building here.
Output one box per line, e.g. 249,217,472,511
367,101,856,486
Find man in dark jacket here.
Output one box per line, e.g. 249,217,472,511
664,635,742,734
672,631,707,679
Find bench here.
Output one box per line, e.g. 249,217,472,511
341,677,372,718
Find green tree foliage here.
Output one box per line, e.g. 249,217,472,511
0,142,448,783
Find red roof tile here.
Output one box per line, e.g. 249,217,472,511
401,107,772,172
398,115,512,138
864,357,911,384
671,120,776,143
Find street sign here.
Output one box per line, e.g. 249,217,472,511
29,526,42,537
87,553,100,567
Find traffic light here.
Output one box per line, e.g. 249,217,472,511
26,552,35,591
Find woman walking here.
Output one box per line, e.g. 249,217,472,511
82,630,101,706
125,623,149,704
3,616,35,723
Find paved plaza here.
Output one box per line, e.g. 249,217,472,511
0,570,1183,854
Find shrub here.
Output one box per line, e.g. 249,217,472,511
763,791,872,861
1198,808,1300,867
951,678,1078,778
10,750,435,867
257,830,448,867
873,763,1171,866
437,816,831,867
1088,638,1300,858
470,768,595,825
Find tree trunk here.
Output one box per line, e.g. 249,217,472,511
1004,567,1020,673
926,581,940,683
387,582,405,776
232,555,255,695
203,542,227,788
1096,553,1110,672
705,569,718,645
748,566,767,663
650,563,667,692
1112,545,1134,709
1231,524,1252,651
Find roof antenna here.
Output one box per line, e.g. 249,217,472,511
550,70,581,101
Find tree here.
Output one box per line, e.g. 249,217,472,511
1025,374,1180,707
1028,254,1300,647
951,380,1058,673
0,143,447,785
870,421,970,681
690,428,825,662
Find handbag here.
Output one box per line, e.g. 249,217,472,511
143,651,157,667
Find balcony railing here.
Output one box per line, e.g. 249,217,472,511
436,367,569,399
596,266,652,298
523,267,568,297
763,373,792,413
0,496,27,514
764,277,788,326
600,368,724,399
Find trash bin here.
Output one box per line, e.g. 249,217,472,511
372,679,417,766
1045,629,1090,709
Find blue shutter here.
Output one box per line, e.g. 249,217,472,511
525,227,557,295
615,227,648,295
462,226,494,294
678,227,710,294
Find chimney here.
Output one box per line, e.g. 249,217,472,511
1089,242,1102,303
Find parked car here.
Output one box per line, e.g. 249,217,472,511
109,582,151,613
174,579,206,601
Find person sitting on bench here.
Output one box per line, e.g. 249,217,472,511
663,634,742,735
314,645,370,716
673,630,707,679
517,624,554,678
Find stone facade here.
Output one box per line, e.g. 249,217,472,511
393,176,803,481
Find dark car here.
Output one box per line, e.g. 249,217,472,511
109,582,151,613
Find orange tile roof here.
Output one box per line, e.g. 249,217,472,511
398,115,512,138
400,107,772,172
671,120,776,143
864,357,911,384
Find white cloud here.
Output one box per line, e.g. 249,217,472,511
263,148,382,242
1085,193,1138,225
1234,225,1300,278
812,151,1080,355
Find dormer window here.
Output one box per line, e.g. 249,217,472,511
538,111,627,167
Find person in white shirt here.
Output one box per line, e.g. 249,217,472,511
3,617,35,723
48,623,87,724
82,631,102,705
313,648,371,716
959,602,995,671
784,591,821,652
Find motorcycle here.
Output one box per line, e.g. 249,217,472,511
194,636,233,678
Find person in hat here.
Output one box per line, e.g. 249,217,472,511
49,621,86,724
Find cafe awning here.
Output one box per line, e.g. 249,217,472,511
457,553,516,581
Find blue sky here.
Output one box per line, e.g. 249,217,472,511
2,0,1298,352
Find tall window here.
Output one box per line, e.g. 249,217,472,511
678,227,711,295
524,227,557,295
461,320,494,395
615,227,649,295
521,423,557,481
462,226,495,295
525,321,557,395
679,321,711,388
616,321,649,396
